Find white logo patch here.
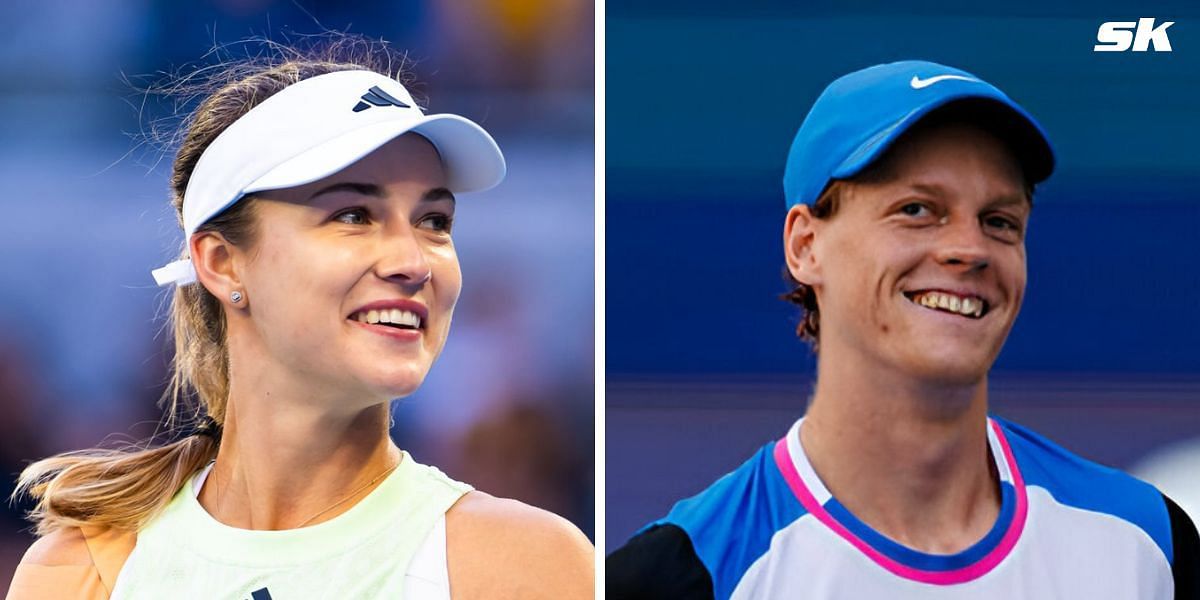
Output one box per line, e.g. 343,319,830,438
910,74,982,89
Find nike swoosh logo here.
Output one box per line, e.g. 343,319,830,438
910,74,980,89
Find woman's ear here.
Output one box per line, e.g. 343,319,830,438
190,232,246,308
784,204,823,287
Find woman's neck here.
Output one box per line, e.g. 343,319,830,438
197,375,400,531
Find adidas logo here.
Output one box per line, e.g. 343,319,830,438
247,587,273,600
353,86,410,112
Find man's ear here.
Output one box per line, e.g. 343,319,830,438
784,204,823,287
190,232,246,308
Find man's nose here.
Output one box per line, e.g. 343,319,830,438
933,218,990,272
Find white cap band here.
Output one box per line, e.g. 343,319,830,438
152,69,506,287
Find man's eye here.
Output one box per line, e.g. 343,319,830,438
418,214,454,233
985,215,1020,232
333,208,370,225
899,203,932,217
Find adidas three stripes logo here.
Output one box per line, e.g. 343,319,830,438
247,587,273,600
353,86,410,112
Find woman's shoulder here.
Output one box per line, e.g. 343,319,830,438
445,491,593,599
7,527,107,600
446,491,590,546
19,527,93,566
11,524,137,596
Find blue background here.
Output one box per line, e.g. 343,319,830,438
606,1,1200,545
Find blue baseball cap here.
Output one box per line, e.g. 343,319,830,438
783,60,1055,208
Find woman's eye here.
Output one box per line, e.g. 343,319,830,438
333,208,370,225
418,214,453,233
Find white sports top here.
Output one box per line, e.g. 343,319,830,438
110,452,472,600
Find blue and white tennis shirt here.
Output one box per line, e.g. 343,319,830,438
608,417,1199,599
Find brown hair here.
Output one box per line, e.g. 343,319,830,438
781,105,1037,352
12,36,413,536
780,181,847,350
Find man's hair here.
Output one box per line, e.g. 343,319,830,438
781,104,1037,352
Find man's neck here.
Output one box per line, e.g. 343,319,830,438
800,357,1000,554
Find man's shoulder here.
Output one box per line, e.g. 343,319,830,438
608,522,714,600
995,418,1175,556
996,417,1165,507
659,440,805,541
608,440,809,600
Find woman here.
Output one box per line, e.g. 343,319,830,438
6,42,593,599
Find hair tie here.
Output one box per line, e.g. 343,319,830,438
189,415,222,441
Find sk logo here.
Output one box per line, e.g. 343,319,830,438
353,86,411,112
1094,18,1174,52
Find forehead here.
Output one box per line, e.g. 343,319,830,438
325,133,446,185
850,123,1029,200
247,135,451,217
263,134,449,202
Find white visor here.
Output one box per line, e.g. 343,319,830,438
151,70,506,287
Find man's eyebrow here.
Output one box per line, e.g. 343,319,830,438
908,182,945,197
905,183,1029,207
987,195,1030,209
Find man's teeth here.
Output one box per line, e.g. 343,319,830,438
354,308,422,328
912,292,984,318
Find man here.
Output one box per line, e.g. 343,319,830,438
607,60,1199,598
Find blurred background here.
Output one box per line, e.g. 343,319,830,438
0,0,593,586
607,1,1200,546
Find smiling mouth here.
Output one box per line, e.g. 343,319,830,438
349,308,423,330
904,290,989,319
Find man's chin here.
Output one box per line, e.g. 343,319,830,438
902,354,994,388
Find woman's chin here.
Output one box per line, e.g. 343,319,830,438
370,372,428,400
330,363,429,403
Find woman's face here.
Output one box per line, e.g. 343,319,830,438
236,133,460,402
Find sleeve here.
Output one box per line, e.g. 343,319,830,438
606,524,714,600
1164,494,1199,600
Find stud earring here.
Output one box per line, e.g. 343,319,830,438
231,291,243,303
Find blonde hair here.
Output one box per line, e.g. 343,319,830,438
12,35,413,537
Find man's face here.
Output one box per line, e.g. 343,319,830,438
792,123,1030,385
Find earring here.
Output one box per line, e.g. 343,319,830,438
231,291,243,303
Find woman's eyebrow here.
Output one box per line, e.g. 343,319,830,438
309,181,384,200
423,187,455,204
307,183,454,204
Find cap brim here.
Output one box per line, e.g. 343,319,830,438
244,113,506,195
831,96,1055,185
